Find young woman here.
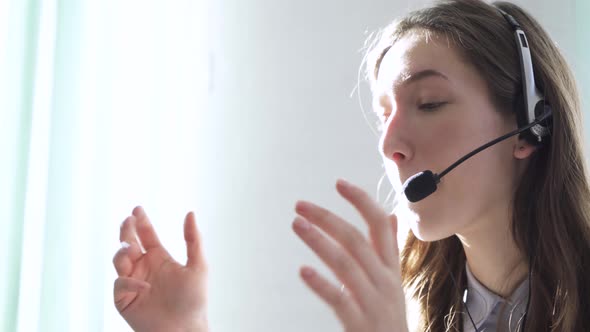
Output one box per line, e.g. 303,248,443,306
112,0,590,331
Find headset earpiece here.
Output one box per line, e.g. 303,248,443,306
515,95,552,146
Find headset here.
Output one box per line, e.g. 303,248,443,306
457,9,549,332
499,9,552,146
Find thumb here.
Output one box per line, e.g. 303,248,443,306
184,211,206,269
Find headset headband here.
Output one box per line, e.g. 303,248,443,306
498,9,551,144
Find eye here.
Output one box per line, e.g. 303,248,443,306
418,102,447,111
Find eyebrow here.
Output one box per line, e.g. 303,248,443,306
395,69,449,87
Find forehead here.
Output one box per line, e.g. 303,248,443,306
375,30,468,93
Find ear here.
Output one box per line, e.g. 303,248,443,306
513,139,538,159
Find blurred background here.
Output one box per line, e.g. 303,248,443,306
1,0,588,331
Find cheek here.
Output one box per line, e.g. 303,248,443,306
403,142,516,241
452,143,517,214
416,113,462,167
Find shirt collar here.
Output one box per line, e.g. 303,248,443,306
463,262,529,328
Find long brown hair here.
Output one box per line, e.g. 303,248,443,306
365,0,590,331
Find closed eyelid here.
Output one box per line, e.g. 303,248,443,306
418,101,448,111
414,84,454,103
374,82,451,116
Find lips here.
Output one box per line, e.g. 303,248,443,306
399,170,422,186
399,168,441,190
384,161,438,190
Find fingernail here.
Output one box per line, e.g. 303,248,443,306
301,267,315,278
337,178,350,188
134,206,145,217
121,241,130,249
293,217,311,231
295,200,310,214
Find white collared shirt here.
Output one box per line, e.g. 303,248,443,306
462,263,529,332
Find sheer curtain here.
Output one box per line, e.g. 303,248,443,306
0,0,208,331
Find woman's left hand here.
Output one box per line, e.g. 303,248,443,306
292,179,408,332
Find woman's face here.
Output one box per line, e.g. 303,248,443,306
374,30,526,241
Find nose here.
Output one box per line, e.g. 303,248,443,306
378,109,413,167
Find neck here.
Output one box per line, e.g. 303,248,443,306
456,208,528,298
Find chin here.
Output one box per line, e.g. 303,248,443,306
401,196,457,242
408,221,454,242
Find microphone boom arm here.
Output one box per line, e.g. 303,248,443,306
437,111,551,179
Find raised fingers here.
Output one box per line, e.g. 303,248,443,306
292,215,376,309
295,201,389,286
119,216,143,261
132,206,162,250
184,211,206,269
335,179,397,268
113,241,143,276
120,216,138,246
299,266,361,324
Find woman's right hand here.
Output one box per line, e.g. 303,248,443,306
113,206,209,332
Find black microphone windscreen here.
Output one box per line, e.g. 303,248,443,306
403,170,439,203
